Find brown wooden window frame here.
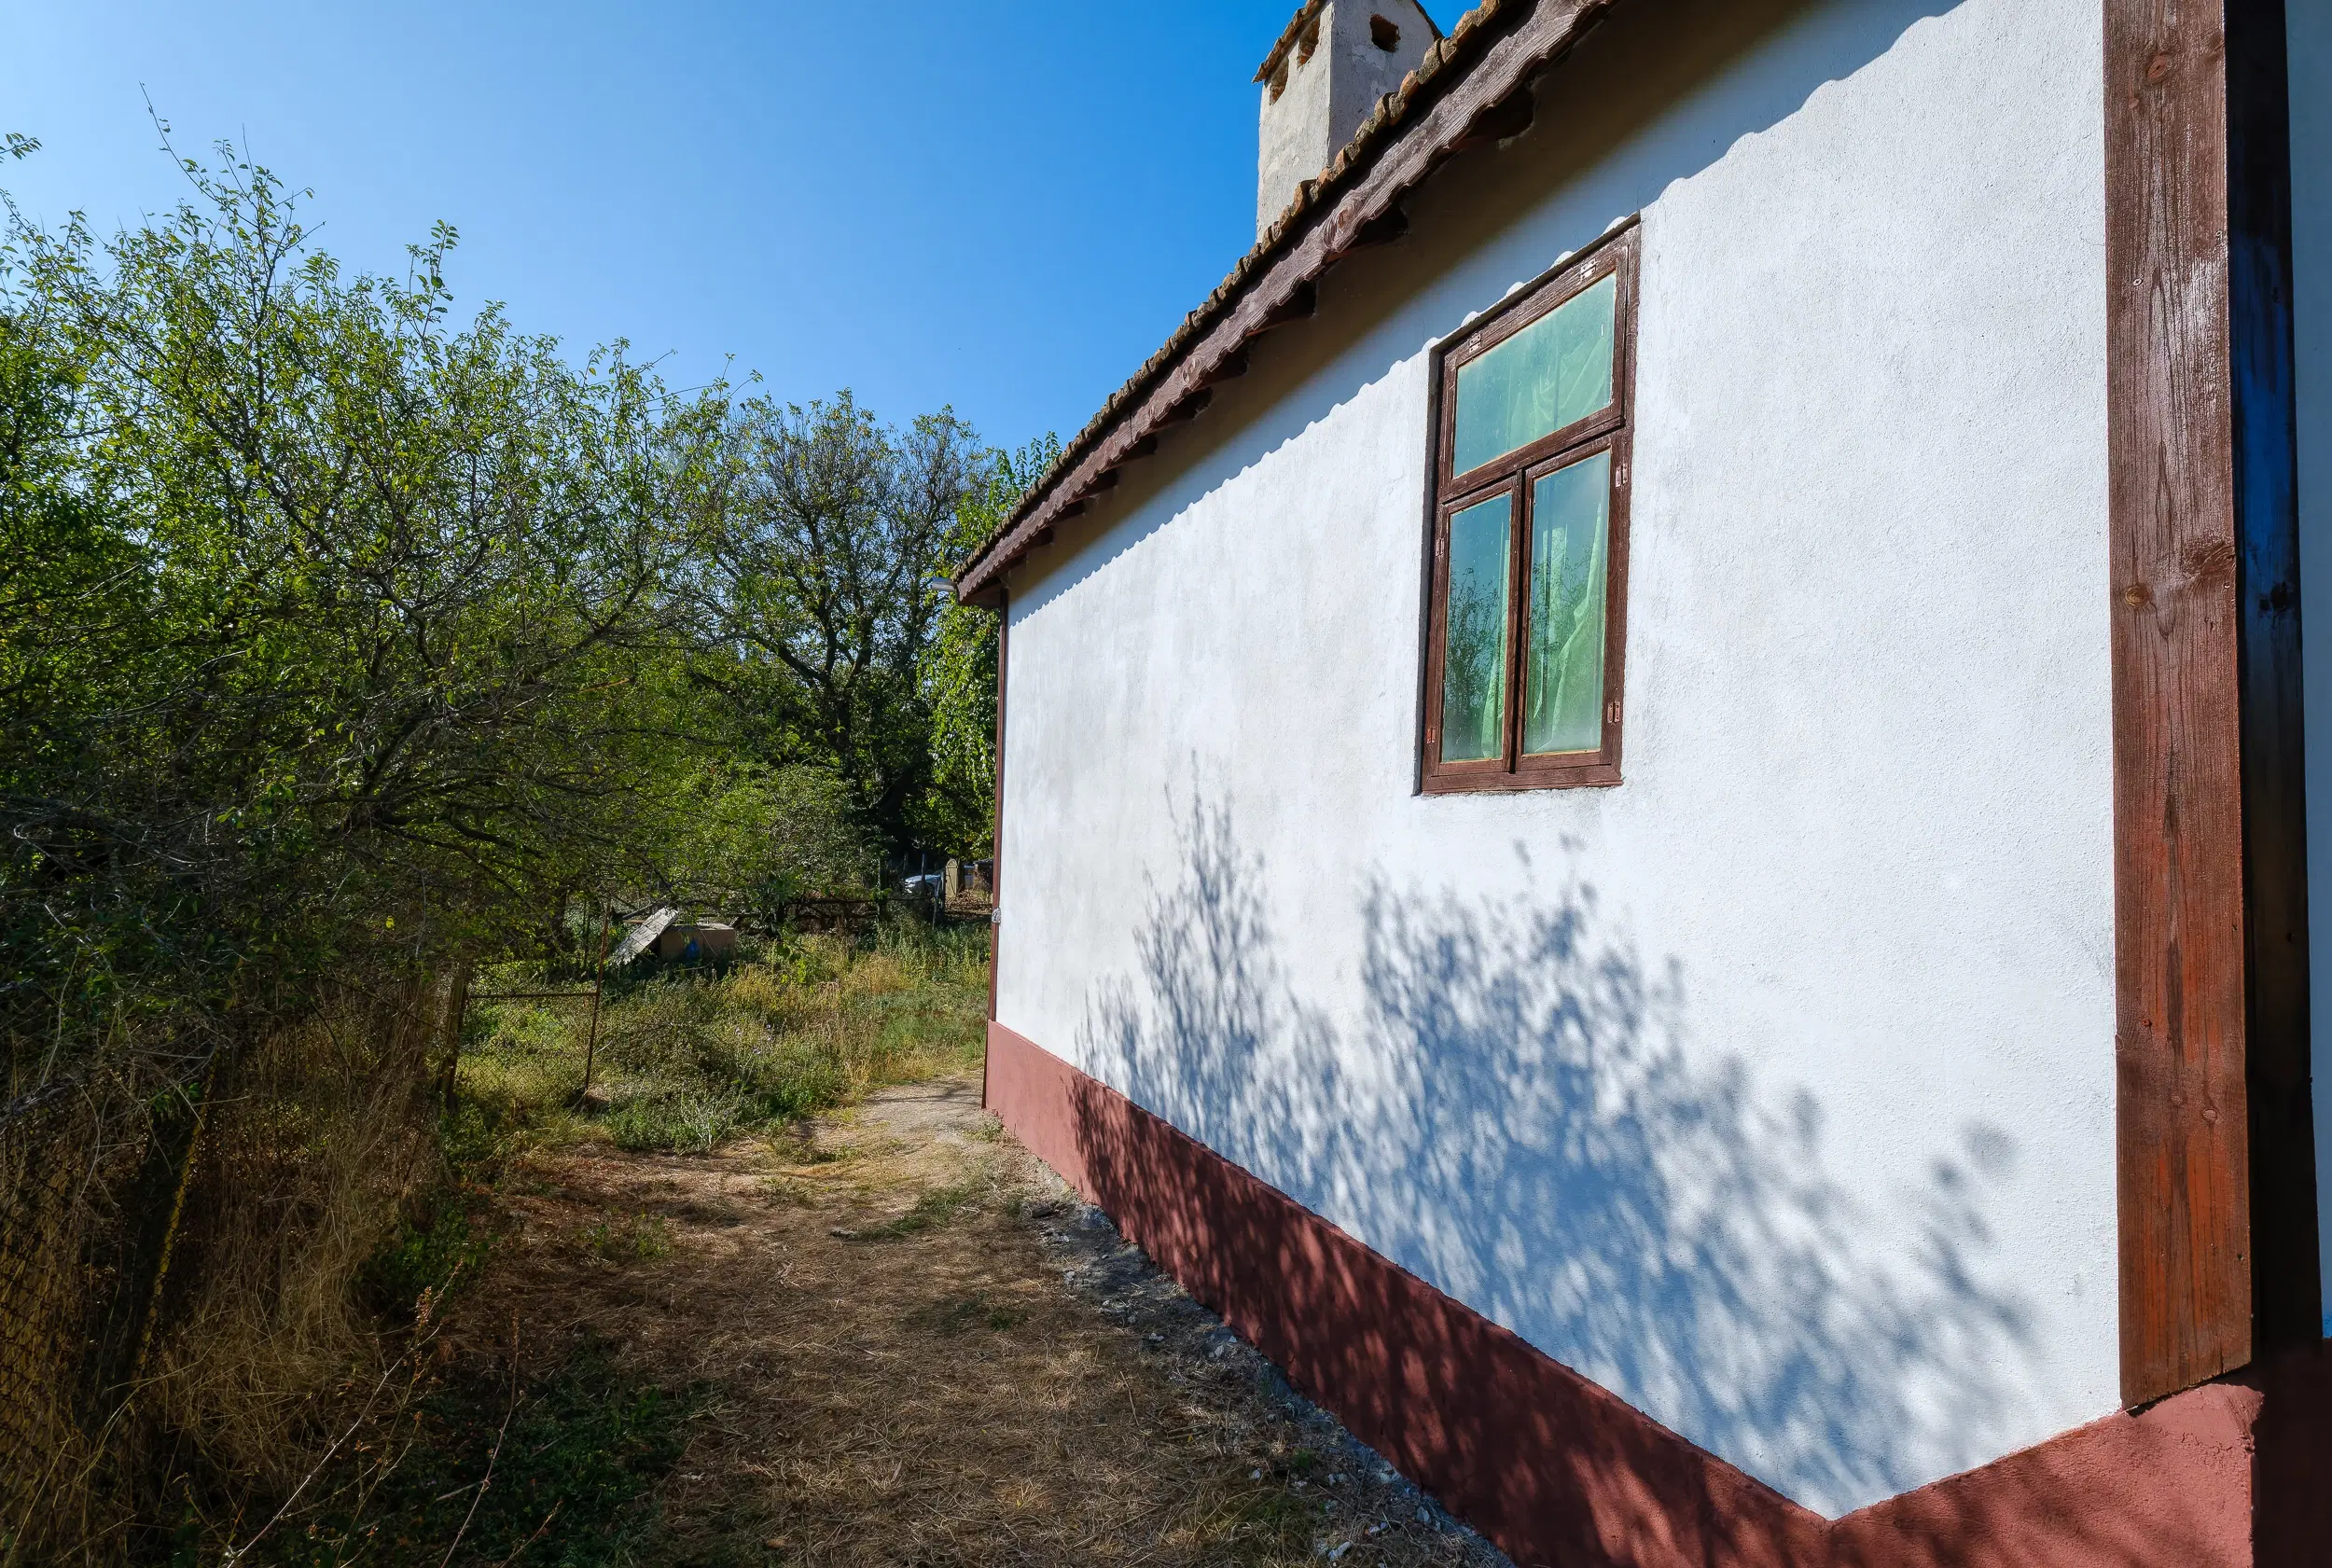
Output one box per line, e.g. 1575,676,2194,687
1420,221,1640,795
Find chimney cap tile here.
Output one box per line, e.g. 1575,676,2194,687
1254,0,1443,83
1253,1,1326,83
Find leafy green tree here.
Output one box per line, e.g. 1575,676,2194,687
0,138,1016,1554
917,433,1057,857
0,143,810,1550
0,148,729,1094
687,392,979,857
616,761,868,925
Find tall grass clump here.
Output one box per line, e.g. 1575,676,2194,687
458,923,990,1158
138,993,446,1514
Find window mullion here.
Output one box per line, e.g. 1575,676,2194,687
1504,473,1528,772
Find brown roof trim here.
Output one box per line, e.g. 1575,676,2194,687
953,0,1621,605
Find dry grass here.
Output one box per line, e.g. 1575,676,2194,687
1,982,448,1566
0,1096,116,1562
144,997,444,1501
444,1075,1510,1568
101,931,1506,1567
4,932,985,1564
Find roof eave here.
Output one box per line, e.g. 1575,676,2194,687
954,0,1621,605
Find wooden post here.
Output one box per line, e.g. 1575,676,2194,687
581,907,611,1100
438,961,473,1116
2104,0,2318,1402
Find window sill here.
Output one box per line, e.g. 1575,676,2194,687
1420,761,1623,795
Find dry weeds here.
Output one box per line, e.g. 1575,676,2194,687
147,999,443,1499
453,1074,1511,1568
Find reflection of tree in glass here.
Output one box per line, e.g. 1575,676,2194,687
1453,275,1616,474
1551,281,1615,426
1524,455,1609,755
1440,498,1509,762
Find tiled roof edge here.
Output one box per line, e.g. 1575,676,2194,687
1255,0,1447,85
955,0,1615,604
1254,0,1328,83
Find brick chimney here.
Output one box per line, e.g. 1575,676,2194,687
1254,1,1437,240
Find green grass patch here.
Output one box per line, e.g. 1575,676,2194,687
838,1180,979,1242
257,1341,697,1568
910,1293,1026,1334
575,1212,673,1263
453,925,988,1161
361,1204,492,1316
605,1082,757,1155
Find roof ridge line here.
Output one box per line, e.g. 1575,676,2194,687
955,0,1612,604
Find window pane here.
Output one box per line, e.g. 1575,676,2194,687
1522,451,1611,756
1452,272,1617,476
1440,493,1511,763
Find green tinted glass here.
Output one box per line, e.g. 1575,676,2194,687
1452,273,1616,477
1522,452,1612,755
1440,493,1511,763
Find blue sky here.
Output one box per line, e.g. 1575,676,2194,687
0,0,1464,453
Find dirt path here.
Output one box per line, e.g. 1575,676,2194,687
461,1074,1510,1567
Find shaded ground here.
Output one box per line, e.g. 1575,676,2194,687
451,1073,1510,1567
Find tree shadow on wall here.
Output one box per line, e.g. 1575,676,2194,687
1082,794,2030,1513
1065,793,2294,1565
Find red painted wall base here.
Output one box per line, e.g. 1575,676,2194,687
985,1020,2331,1567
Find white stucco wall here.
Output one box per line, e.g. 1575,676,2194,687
2290,5,2332,1338
1002,0,2113,1516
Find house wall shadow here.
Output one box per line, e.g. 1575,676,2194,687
1054,793,2294,1563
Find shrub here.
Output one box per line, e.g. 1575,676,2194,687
361,1205,491,1315
253,1342,695,1568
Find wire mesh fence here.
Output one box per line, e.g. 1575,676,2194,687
0,1088,94,1552
0,978,448,1563
461,980,605,1099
